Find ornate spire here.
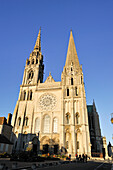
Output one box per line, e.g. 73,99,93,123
65,30,80,68
34,28,41,51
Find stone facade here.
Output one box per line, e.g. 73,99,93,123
12,29,91,157
0,114,13,154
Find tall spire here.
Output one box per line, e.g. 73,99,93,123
34,28,41,51
65,30,80,68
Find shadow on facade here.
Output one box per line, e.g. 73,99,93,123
12,133,66,155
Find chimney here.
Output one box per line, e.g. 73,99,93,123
7,113,12,125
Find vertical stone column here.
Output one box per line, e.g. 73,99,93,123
22,68,26,85
60,86,65,150
34,66,39,84
70,87,76,157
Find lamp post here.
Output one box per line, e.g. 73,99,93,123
111,113,113,124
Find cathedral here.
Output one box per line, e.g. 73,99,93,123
11,29,91,157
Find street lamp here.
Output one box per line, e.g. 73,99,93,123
111,113,113,124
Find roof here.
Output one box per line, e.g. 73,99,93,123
87,105,93,113
0,117,7,125
0,135,13,145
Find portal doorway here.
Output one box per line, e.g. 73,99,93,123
54,145,59,154
43,144,49,154
33,144,37,153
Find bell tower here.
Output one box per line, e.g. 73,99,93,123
61,30,91,156
22,28,44,86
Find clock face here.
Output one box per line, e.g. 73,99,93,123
39,93,57,111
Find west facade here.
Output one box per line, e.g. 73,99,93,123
12,29,91,157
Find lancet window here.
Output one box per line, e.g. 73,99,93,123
43,115,50,133
35,118,40,133
76,113,79,124
36,58,38,64
71,78,73,85
53,117,58,133
75,87,78,96
67,88,69,96
32,59,34,64
18,117,21,126
27,60,30,65
66,113,70,124
29,90,33,100
25,117,28,126
81,76,83,84
23,91,26,100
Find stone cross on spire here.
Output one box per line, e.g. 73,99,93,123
34,27,41,51
65,30,80,68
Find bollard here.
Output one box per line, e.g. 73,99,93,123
12,163,17,169
31,164,36,170
0,163,5,169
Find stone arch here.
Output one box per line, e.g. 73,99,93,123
24,131,27,134
40,136,50,145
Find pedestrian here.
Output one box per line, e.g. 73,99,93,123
85,154,87,163
82,154,85,163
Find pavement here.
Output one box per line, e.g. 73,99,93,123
0,158,112,170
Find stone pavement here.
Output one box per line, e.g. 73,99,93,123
0,158,112,170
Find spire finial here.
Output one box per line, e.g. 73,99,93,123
34,28,41,51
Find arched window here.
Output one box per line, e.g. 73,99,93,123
43,115,50,133
23,91,26,100
27,60,30,65
81,76,83,84
75,87,78,96
27,91,29,100
35,118,40,133
29,90,32,100
66,113,69,124
32,59,34,64
25,117,28,126
28,71,34,79
36,58,38,64
67,88,69,96
76,113,79,124
18,117,21,126
53,118,58,133
71,78,73,85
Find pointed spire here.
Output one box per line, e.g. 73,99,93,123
65,30,80,68
34,27,41,51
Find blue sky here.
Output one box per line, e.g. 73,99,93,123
0,0,113,144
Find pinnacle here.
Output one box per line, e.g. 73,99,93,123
34,28,41,51
65,30,80,68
